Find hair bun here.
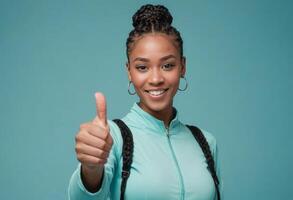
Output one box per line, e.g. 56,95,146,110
132,4,173,32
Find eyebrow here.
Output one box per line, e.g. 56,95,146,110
132,54,176,62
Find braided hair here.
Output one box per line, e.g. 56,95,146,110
126,4,184,61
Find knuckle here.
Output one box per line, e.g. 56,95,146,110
75,134,83,143
75,144,82,152
80,122,91,130
98,150,105,158
102,151,109,158
76,154,83,162
102,130,110,140
100,142,107,149
100,134,107,140
79,123,86,130
75,132,82,140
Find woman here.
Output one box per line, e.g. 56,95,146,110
68,4,222,200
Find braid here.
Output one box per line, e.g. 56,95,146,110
186,125,221,200
195,129,219,185
112,119,134,200
126,4,183,60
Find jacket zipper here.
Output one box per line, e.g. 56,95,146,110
166,127,185,200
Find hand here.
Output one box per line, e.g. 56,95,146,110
75,92,113,170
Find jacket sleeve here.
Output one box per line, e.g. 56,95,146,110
67,120,122,200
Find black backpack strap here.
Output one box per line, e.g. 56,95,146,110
112,119,134,200
186,125,221,200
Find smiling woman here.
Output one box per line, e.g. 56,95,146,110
68,4,223,200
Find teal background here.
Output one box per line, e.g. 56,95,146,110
0,0,292,199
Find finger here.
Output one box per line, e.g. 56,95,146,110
77,130,112,152
80,123,110,141
76,143,109,160
95,92,107,125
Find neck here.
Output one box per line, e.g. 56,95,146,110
138,103,175,128
161,107,175,128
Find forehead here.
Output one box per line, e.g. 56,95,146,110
129,33,180,61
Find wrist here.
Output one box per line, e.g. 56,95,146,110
82,164,102,172
80,164,104,193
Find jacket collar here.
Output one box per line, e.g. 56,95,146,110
127,102,180,135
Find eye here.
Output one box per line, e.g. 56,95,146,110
162,63,175,71
135,65,148,72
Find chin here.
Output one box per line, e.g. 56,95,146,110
142,100,172,114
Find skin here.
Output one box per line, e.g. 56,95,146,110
75,93,112,192
127,33,186,127
75,32,186,192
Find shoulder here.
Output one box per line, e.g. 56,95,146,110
201,129,217,149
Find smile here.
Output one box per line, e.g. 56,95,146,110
145,89,168,97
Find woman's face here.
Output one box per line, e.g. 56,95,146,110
127,33,186,118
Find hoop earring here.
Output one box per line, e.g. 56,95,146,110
128,81,136,95
178,76,188,91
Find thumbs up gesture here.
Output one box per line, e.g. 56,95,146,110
75,92,113,170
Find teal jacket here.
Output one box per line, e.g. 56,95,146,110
68,103,223,200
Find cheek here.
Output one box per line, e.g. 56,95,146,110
172,80,180,94
168,75,181,95
167,73,181,86
130,72,146,89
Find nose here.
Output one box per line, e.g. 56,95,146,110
149,68,164,85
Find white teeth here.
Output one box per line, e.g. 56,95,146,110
148,90,165,96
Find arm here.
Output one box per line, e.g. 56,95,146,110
68,120,120,200
68,93,116,199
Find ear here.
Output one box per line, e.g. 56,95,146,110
180,56,186,77
126,62,132,81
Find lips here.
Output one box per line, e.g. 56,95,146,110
145,88,169,97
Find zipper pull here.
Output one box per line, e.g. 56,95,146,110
165,127,169,137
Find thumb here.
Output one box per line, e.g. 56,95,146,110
94,92,107,125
